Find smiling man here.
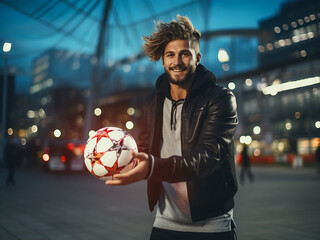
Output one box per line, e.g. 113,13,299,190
106,15,238,240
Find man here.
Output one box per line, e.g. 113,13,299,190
106,15,238,240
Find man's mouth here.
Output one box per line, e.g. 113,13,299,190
170,67,186,72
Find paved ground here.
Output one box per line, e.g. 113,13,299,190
1,165,320,240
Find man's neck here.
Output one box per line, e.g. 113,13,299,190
170,84,188,101
169,76,194,101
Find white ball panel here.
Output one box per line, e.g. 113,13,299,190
118,149,132,167
100,151,117,167
96,137,113,153
85,138,97,155
84,158,92,172
123,135,138,151
92,163,108,177
109,130,125,141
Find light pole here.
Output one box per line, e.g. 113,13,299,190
1,42,12,161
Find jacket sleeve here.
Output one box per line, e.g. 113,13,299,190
150,89,238,183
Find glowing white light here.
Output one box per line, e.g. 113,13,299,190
127,107,135,116
31,125,38,133
300,50,307,57
126,121,134,130
291,21,297,28
278,39,286,47
262,76,320,95
54,129,61,138
285,122,292,130
310,14,316,21
27,110,36,118
38,109,46,118
42,154,50,162
3,42,12,52
218,49,229,63
239,135,252,145
274,26,281,33
228,82,236,90
7,128,13,135
253,126,261,135
315,121,320,129
245,78,253,87
94,108,102,116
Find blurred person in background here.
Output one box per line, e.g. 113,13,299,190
240,144,254,184
4,138,21,186
106,15,238,240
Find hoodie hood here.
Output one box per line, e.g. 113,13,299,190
155,64,216,99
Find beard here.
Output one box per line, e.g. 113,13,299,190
165,67,195,86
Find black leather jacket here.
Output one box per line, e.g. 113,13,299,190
138,64,238,222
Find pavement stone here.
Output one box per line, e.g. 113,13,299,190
1,165,320,239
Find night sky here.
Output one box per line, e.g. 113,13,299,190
0,0,291,93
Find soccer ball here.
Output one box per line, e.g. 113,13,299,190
84,127,138,180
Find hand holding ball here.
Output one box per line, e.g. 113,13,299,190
84,127,138,180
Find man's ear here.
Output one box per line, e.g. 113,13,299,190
196,53,202,65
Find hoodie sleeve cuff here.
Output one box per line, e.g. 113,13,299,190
145,154,155,179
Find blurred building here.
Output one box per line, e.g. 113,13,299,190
258,0,320,67
29,49,93,141
228,0,320,164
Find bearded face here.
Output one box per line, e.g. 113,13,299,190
162,39,201,86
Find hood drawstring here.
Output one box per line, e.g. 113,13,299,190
170,99,184,131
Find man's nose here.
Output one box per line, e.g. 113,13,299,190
173,55,183,65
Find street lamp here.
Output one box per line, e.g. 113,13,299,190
1,42,12,161
3,42,12,52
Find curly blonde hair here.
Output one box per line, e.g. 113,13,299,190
142,15,201,61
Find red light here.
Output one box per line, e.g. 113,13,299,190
67,143,74,150
42,154,50,162
61,155,66,162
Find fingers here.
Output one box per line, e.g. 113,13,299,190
105,151,150,186
105,166,139,185
105,173,128,185
105,179,123,185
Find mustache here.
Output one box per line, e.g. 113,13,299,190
169,65,187,71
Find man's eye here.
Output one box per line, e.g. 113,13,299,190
166,54,174,58
182,52,191,57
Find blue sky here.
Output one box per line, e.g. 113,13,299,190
0,0,292,93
